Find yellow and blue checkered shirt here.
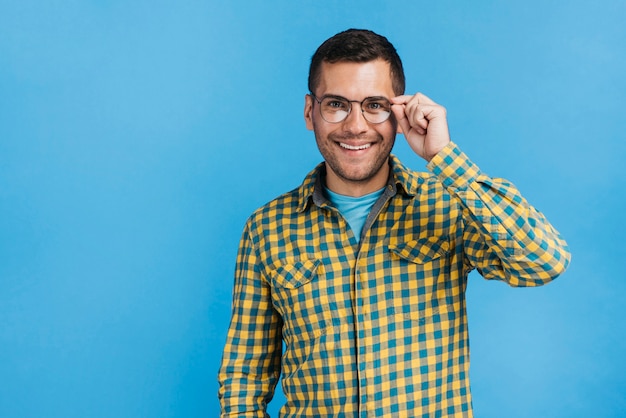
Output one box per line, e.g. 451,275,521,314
218,142,570,417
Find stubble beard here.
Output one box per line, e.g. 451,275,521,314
316,131,395,185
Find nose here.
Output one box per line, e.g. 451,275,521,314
342,104,369,135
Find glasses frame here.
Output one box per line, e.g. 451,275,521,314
309,93,393,124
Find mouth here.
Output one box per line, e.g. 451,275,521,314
339,142,372,151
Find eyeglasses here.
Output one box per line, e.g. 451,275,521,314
309,93,392,124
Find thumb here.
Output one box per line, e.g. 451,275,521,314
391,104,411,136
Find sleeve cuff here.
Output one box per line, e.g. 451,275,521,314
426,141,481,191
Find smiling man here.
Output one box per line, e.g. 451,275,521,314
218,29,570,417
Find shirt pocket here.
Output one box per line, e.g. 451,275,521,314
269,258,332,384
386,236,452,321
269,258,332,341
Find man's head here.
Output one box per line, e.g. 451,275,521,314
304,29,405,196
308,29,405,97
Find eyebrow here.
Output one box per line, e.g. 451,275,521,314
321,94,391,102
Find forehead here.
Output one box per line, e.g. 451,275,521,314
316,59,394,98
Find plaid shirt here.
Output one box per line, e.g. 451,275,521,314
218,142,570,417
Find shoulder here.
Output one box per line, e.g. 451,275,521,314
249,187,301,223
244,162,323,233
389,154,447,196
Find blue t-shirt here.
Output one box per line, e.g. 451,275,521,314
324,187,385,242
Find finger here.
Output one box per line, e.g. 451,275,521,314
391,104,413,136
393,99,430,135
390,94,415,105
408,103,443,126
414,92,437,105
393,104,427,136
414,113,429,132
393,103,428,136
414,125,426,136
403,102,429,131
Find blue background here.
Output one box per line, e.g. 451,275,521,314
1,1,625,417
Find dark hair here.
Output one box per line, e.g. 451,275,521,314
308,29,405,96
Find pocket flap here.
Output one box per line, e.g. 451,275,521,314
389,237,450,264
272,259,322,289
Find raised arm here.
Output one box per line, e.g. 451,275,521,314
392,93,570,285
428,142,570,285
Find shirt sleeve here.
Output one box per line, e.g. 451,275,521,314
218,221,283,417
427,142,571,286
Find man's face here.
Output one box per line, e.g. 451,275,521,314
304,59,400,196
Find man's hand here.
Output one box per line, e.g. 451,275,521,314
391,93,451,162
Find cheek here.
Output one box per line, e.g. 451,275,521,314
311,119,335,141
379,124,398,142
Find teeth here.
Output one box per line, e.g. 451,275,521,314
340,143,371,151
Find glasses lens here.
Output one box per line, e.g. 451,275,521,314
320,97,350,123
316,95,392,124
362,98,391,123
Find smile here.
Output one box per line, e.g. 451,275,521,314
339,142,371,151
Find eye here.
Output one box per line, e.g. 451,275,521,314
321,97,350,114
324,99,348,110
364,99,390,112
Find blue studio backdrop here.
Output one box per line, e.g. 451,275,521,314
1,1,625,417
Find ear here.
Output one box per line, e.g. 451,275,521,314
304,94,314,131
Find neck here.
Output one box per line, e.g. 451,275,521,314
324,163,389,197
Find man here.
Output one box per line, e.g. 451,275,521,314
218,29,570,417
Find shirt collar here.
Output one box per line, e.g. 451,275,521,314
296,155,423,213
